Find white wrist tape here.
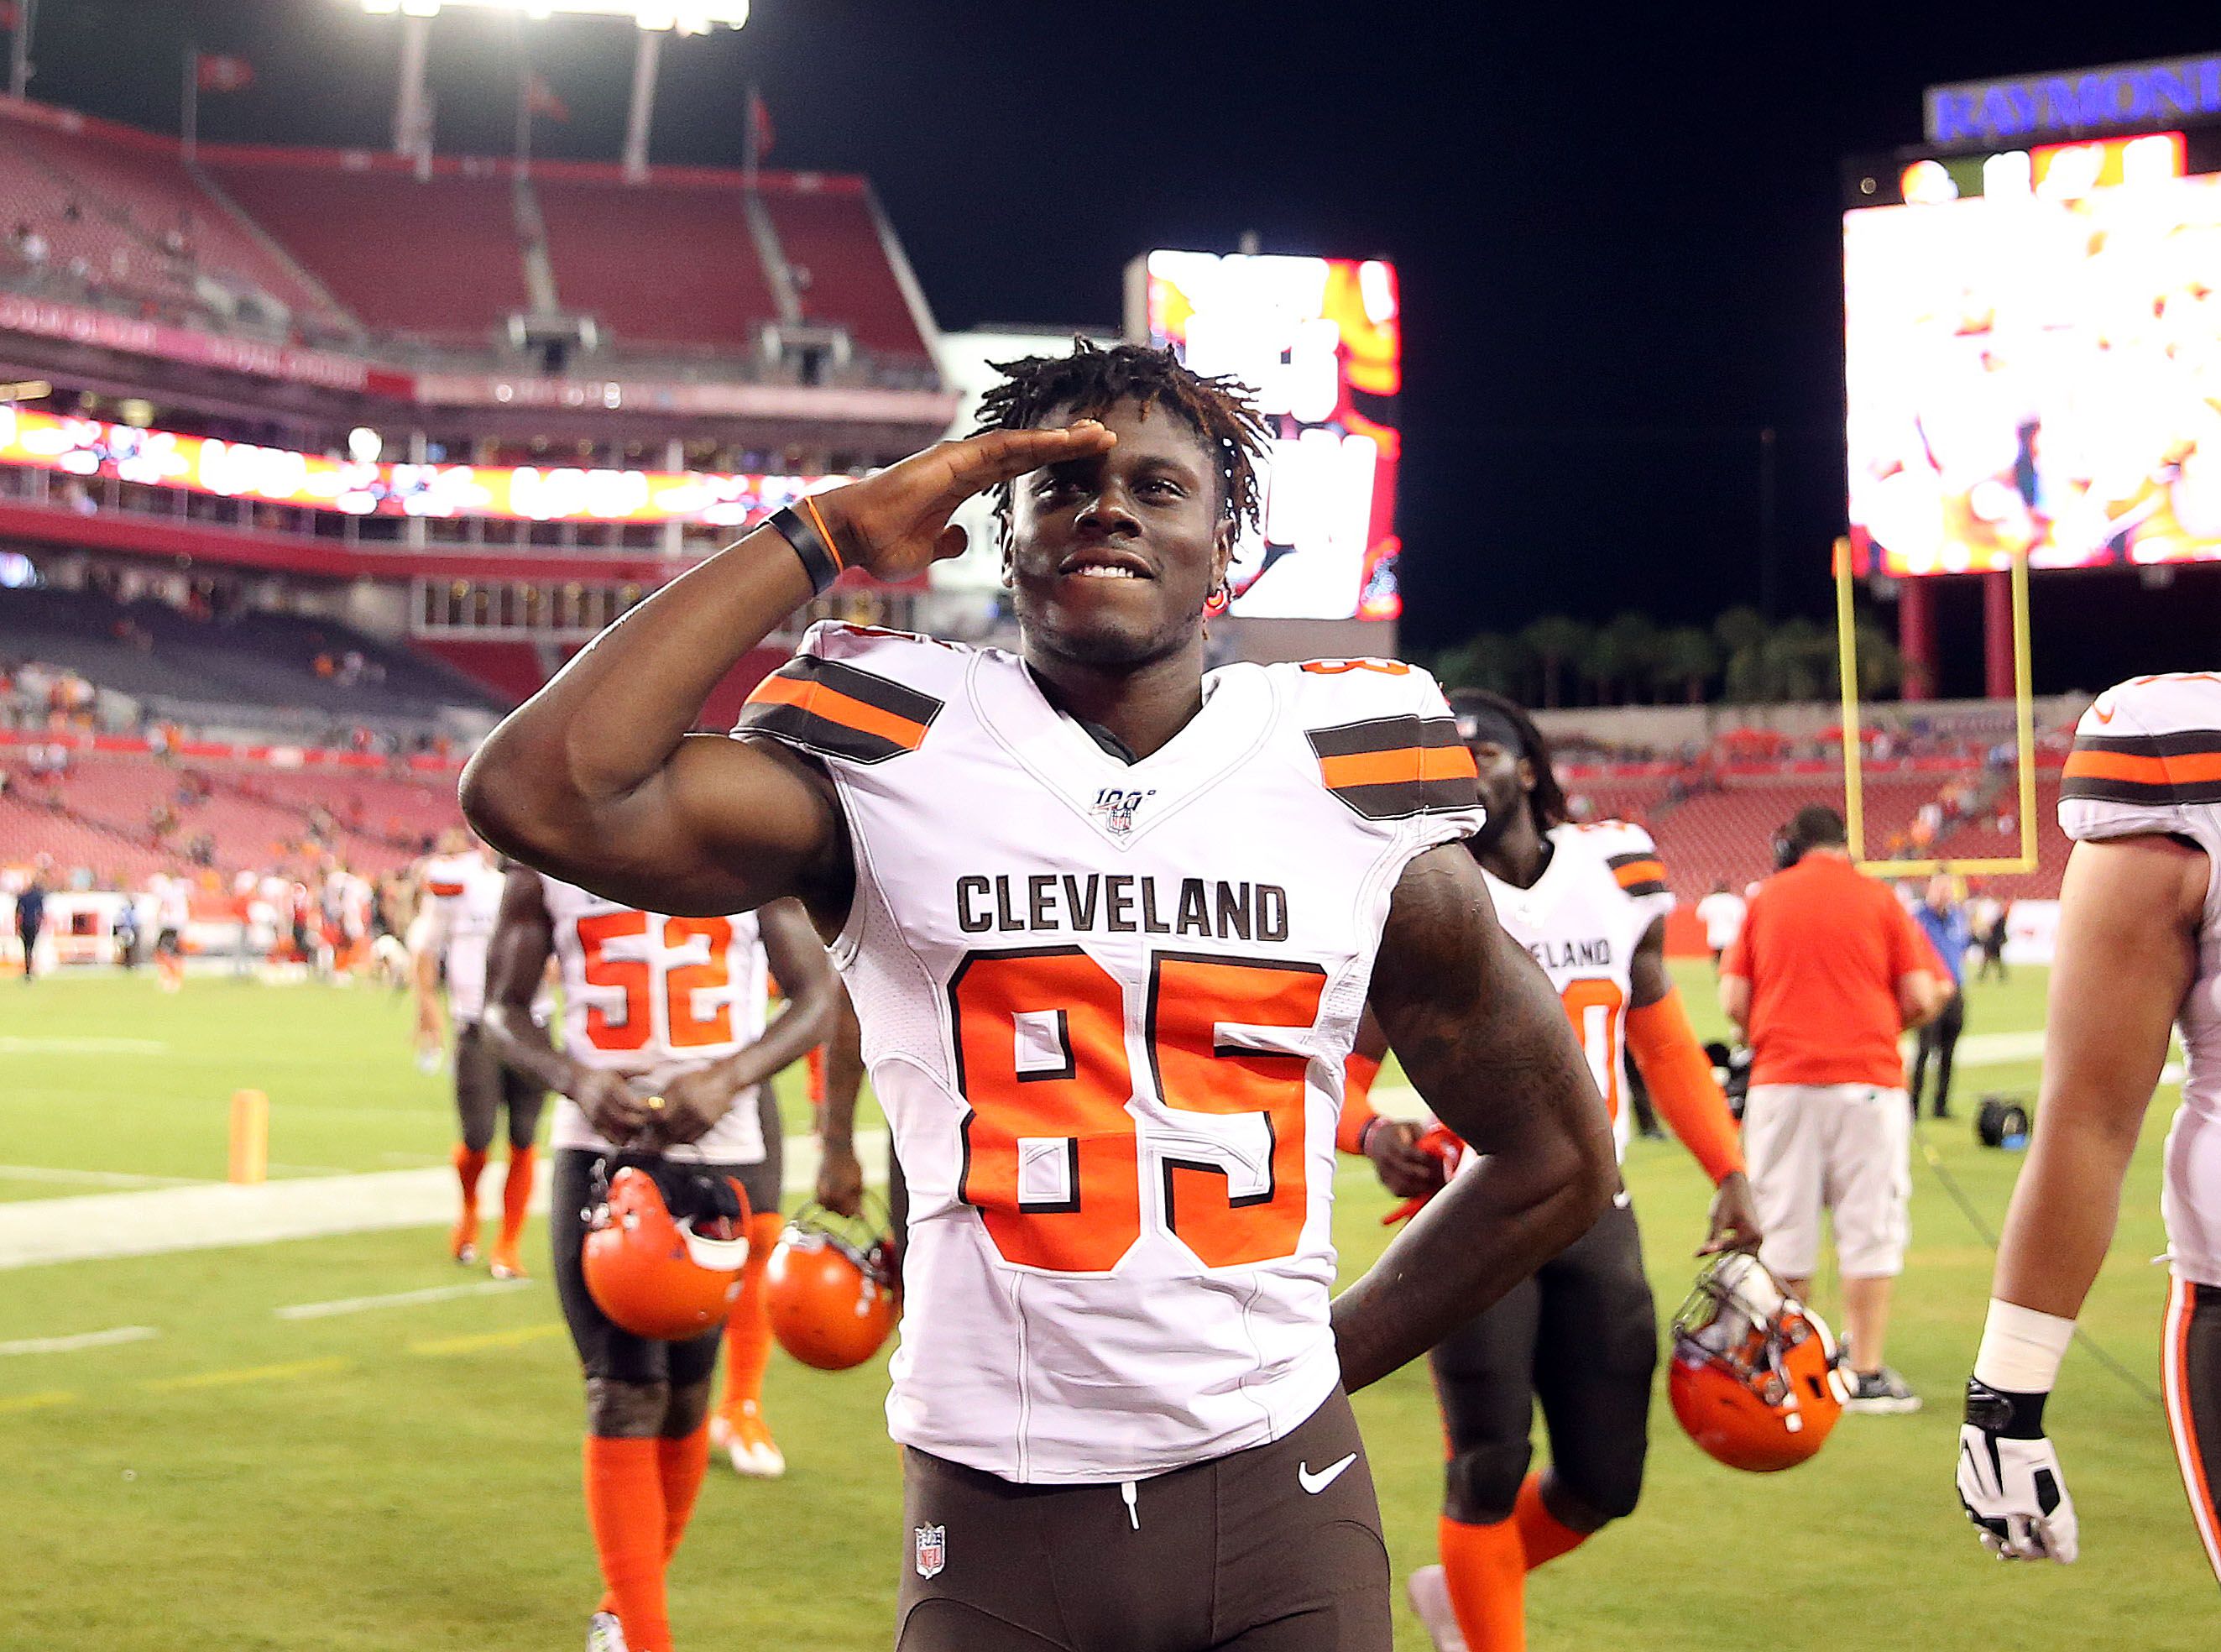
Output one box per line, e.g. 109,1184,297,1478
1973,1298,2076,1393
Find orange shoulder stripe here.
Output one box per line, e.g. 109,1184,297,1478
746,672,928,751
1319,744,1477,791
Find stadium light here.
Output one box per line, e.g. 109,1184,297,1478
355,1,749,25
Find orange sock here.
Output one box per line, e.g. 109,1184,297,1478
719,1212,783,1418
1439,1513,1526,1652
499,1145,536,1252
453,1144,488,1219
658,1423,710,1561
1513,1472,1590,1571
583,1435,671,1652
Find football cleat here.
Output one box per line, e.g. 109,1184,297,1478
583,1165,751,1341
449,1215,479,1268
765,1203,899,1372
1843,1366,1922,1414
1668,1252,1850,1472
585,1608,629,1652
489,1241,527,1282
713,1401,786,1479
1404,1565,1467,1652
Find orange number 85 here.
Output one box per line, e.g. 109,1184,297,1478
948,947,1327,1273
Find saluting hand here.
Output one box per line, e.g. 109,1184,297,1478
810,422,1116,583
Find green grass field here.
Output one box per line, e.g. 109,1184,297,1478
1,964,2211,1649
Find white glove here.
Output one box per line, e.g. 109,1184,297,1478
1956,1381,2079,1563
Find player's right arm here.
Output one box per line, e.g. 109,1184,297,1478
478,865,651,1145
1331,845,1617,1393
1957,832,2205,1563
459,424,1115,923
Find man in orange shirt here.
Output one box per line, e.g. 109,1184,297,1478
1720,805,1946,1414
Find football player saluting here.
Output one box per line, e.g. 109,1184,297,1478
1957,672,2221,1580
463,341,1617,1652
479,870,836,1652
1342,692,1759,1652
412,832,546,1277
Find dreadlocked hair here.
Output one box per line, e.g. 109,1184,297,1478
972,338,1272,544
1449,688,1570,834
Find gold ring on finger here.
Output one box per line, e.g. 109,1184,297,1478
645,1094,667,1112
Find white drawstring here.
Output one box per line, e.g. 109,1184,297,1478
1120,1479,1139,1530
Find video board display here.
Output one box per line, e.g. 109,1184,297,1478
1135,252,1401,620
1846,133,2221,576
0,404,841,527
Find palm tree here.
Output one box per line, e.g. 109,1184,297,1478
1853,620,1904,700
1434,631,1530,697
1591,612,1663,705
1759,617,1832,702
1653,626,1719,703
1714,605,1770,703
1519,615,1592,709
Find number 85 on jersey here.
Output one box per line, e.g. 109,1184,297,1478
949,944,1331,1275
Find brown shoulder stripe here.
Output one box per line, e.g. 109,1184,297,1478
2064,729,2221,807
1307,715,1479,821
735,655,943,765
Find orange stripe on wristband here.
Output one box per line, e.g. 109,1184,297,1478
800,494,845,572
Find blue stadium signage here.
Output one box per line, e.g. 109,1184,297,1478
1926,54,2221,146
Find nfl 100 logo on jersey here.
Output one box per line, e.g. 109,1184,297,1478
1090,785,1155,838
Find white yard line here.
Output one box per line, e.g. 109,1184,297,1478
274,1279,530,1320
0,1325,159,1356
0,1037,170,1055
0,1130,890,1271
0,1164,211,1189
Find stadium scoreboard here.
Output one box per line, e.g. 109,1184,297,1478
1844,122,2221,578
1126,251,1400,623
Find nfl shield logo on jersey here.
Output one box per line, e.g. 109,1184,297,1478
914,1523,946,1579
1090,786,1154,839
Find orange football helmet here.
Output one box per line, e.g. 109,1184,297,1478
766,1204,899,1372
583,1166,753,1341
1668,1252,1849,1472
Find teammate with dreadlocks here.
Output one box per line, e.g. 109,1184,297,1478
1342,690,1760,1652
464,340,1615,1652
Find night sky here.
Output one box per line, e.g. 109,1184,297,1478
18,3,2218,689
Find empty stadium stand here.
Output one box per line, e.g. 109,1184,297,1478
0,585,507,733
535,170,780,353
0,741,461,882
200,152,527,345
759,180,933,362
1570,769,2068,902
0,99,342,332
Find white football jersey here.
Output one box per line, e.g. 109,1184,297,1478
2061,674,2221,1289
418,851,504,1023
736,623,1486,1484
537,873,770,1166
1478,821,1675,1166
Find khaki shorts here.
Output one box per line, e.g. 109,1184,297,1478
1743,1082,1910,1280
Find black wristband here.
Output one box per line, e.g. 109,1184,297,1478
1964,1377,2050,1439
769,502,844,597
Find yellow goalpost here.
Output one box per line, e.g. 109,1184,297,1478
1834,541,2038,878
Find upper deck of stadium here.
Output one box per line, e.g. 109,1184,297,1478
0,94,948,411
